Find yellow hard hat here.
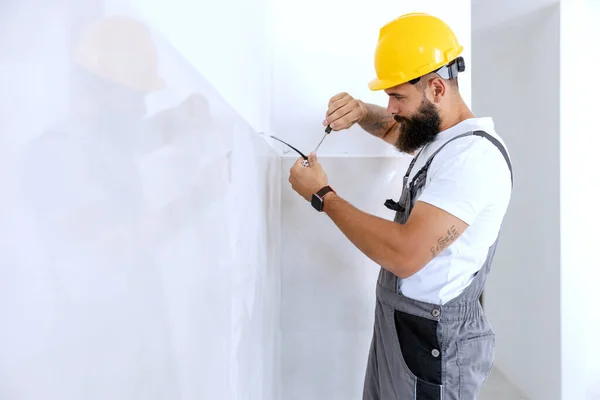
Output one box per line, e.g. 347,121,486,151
74,15,165,93
368,13,464,91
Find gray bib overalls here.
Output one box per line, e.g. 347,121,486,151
363,130,513,400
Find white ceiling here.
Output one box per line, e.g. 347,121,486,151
471,0,559,31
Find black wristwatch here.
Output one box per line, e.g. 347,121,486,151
311,185,335,212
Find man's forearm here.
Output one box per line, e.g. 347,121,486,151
357,101,398,141
322,192,416,278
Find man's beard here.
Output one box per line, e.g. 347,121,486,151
393,98,441,153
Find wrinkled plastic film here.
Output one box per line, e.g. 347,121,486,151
0,6,279,400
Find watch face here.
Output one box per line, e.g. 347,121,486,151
311,193,323,211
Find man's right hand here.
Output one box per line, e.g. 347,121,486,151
323,92,367,131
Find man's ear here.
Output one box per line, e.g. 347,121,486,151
431,77,446,102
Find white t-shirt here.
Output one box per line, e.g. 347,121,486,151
398,117,512,305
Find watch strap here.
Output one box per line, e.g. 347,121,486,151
316,185,335,198
311,185,335,212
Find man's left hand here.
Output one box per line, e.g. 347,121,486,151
289,153,329,201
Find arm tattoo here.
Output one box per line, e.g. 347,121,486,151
430,225,460,258
357,104,396,138
359,118,394,137
364,118,389,131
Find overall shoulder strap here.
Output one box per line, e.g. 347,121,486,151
411,130,513,187
410,132,473,181
472,130,513,187
402,147,425,179
385,133,473,212
386,130,513,212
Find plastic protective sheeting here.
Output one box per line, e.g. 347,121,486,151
0,6,280,400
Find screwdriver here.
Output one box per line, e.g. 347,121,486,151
313,124,332,153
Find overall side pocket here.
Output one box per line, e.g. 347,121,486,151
457,334,495,399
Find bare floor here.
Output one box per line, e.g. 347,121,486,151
480,367,529,400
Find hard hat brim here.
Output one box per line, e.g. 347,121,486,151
368,78,402,91
368,53,464,92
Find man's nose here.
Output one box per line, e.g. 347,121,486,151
386,98,395,115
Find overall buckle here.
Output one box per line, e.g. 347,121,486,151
384,199,405,212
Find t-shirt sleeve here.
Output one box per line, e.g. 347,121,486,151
416,144,510,225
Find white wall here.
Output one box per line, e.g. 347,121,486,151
471,0,559,31
472,4,561,399
0,2,281,399
560,1,600,399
